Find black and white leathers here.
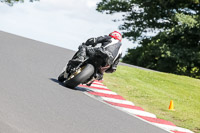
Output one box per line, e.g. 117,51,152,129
85,35,122,72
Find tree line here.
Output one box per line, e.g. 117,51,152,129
0,0,39,6
97,0,200,79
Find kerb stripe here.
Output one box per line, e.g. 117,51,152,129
105,101,144,111
102,97,134,106
137,115,176,126
88,92,125,100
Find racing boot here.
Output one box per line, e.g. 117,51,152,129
95,73,103,80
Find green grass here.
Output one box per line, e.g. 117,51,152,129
103,65,200,133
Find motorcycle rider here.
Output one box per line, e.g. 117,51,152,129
68,31,122,80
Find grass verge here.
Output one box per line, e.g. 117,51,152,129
103,65,200,133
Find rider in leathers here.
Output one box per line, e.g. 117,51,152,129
68,31,122,80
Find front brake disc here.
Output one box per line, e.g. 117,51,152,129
67,66,86,80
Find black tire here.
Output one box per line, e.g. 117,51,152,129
58,72,66,82
64,64,95,88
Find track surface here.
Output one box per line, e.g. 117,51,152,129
0,31,168,133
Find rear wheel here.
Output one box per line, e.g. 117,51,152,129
64,64,95,88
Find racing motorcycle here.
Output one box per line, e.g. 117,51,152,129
58,50,111,88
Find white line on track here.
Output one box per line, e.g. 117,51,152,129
116,107,157,118
153,123,194,133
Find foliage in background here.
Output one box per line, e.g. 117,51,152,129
97,0,200,78
123,14,200,78
0,0,39,6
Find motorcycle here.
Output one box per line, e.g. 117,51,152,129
58,51,111,88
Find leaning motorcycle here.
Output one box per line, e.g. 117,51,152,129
58,50,110,88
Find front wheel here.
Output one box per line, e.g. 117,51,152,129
64,64,95,88
58,72,66,82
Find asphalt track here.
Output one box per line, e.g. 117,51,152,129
0,31,168,133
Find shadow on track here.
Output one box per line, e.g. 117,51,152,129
50,78,64,85
49,78,89,92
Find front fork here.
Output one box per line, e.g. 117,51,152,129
64,57,89,79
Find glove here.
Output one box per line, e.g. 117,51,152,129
85,38,96,46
